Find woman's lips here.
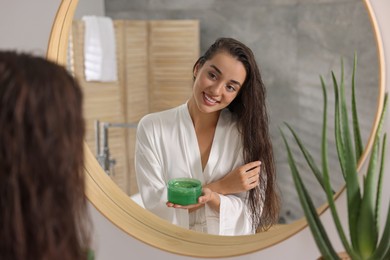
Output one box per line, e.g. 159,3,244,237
203,92,219,105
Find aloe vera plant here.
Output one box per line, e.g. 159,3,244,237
280,55,390,260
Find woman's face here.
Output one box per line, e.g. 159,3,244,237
191,52,246,114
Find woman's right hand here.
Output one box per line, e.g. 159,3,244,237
205,161,261,195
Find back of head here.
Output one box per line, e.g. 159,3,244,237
0,51,90,260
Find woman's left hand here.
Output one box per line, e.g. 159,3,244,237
166,188,219,212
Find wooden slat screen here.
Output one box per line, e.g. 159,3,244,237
70,19,199,195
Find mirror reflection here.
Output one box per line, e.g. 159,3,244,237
68,0,379,229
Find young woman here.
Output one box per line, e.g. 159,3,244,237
0,51,92,259
135,38,280,235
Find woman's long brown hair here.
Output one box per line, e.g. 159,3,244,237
193,38,280,232
0,51,91,259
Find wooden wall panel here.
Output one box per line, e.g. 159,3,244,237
71,21,128,192
148,20,200,112
121,20,149,195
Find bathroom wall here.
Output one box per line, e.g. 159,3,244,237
104,0,379,223
0,0,104,55
0,0,61,56
74,0,105,19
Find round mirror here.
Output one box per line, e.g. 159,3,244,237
47,0,385,257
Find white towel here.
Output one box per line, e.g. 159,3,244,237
82,16,118,82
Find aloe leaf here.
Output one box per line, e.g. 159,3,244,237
369,201,390,260
356,93,388,258
357,134,379,258
332,71,346,180
377,93,388,138
339,59,361,250
351,53,363,159
320,77,359,259
375,134,386,234
280,129,338,259
375,94,388,233
284,122,328,193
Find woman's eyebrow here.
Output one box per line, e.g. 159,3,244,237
210,64,242,87
210,64,222,75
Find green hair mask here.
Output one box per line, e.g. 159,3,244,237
167,178,202,205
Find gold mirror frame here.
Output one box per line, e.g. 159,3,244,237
47,0,385,257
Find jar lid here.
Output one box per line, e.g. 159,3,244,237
167,178,202,206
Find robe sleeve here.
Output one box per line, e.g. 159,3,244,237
205,192,253,235
135,118,189,228
205,171,267,235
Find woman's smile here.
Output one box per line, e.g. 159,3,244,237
203,92,220,105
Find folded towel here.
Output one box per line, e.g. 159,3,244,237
82,16,118,82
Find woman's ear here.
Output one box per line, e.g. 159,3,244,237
193,63,200,79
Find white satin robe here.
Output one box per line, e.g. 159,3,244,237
135,103,253,235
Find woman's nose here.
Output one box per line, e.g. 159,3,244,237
209,82,225,95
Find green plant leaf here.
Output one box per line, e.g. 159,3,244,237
280,129,339,259
320,76,359,259
332,71,347,180
369,201,390,260
375,134,386,236
284,122,328,193
352,53,363,159
357,134,379,258
375,94,388,235
357,91,388,257
338,59,361,250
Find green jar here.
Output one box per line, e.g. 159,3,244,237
167,178,202,205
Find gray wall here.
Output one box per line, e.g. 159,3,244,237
105,0,379,223
0,0,61,56
74,0,105,19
